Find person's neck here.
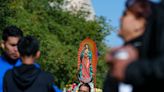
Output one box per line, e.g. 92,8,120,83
124,36,134,42
21,56,35,65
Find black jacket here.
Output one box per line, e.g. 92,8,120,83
103,72,119,92
124,1,164,92
103,36,143,92
3,64,55,92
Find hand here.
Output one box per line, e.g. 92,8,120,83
110,45,139,81
105,47,122,64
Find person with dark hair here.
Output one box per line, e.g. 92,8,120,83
104,0,152,92
2,26,23,42
119,0,151,45
0,26,23,92
78,83,91,92
108,0,164,92
3,36,55,92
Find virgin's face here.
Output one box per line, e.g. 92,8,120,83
85,45,89,49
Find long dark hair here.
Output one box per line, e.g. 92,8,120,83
125,0,151,19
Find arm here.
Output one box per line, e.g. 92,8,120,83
125,56,164,86
52,85,62,92
47,76,62,92
3,71,9,92
48,83,62,92
3,79,7,92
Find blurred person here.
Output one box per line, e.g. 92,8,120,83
3,36,55,92
119,0,151,52
0,26,23,92
109,0,164,92
103,0,151,92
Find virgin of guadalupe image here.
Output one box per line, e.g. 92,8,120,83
74,38,98,92
79,44,93,83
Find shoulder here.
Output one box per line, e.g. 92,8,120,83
0,56,5,63
0,56,4,66
5,69,12,75
0,56,3,60
4,69,13,80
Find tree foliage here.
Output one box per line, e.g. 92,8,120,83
0,0,112,88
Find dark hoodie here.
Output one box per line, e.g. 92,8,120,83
3,64,55,92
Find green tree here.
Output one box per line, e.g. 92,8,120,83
0,0,113,88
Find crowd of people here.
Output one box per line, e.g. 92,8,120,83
1,0,164,92
0,26,61,92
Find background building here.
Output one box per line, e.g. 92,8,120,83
63,0,95,20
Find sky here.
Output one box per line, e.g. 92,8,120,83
92,0,160,47
92,0,125,47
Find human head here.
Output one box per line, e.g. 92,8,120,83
1,25,23,60
18,36,40,59
79,83,91,92
119,0,151,42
